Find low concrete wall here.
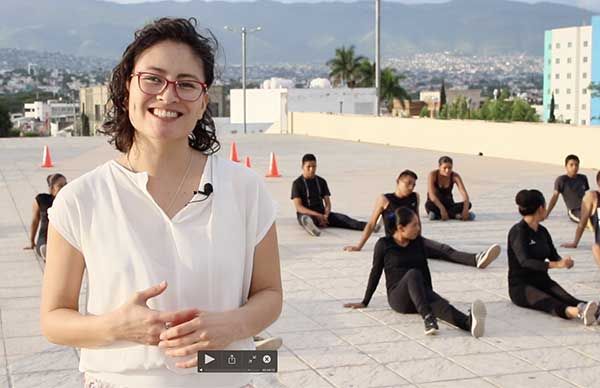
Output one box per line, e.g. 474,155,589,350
288,112,600,167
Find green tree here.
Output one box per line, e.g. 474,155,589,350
326,46,366,88
0,104,12,137
510,98,529,121
419,106,430,118
549,93,556,123
380,68,410,113
439,80,447,110
355,59,375,87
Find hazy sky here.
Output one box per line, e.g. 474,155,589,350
104,0,600,11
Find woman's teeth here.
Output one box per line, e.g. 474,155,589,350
152,108,179,118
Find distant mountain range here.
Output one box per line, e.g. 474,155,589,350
0,0,595,64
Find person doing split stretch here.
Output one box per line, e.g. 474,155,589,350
344,169,500,268
508,189,598,325
545,154,589,223
561,170,600,267
291,153,373,236
344,207,487,337
425,156,474,221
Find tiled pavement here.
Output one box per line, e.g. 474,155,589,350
1,134,600,388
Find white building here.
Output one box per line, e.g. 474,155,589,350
24,100,78,123
543,16,600,125
230,88,376,130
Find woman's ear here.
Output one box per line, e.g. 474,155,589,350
197,94,209,119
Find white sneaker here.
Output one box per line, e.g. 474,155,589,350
254,336,283,351
470,300,487,338
300,215,321,236
475,244,501,269
582,301,598,326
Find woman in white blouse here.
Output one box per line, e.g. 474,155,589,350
40,18,282,388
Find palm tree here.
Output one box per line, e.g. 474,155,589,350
326,46,366,88
380,67,410,113
355,59,375,87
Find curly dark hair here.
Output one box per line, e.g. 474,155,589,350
100,17,220,154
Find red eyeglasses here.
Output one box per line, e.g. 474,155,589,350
131,72,208,102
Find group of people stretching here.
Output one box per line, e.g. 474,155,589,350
291,153,600,337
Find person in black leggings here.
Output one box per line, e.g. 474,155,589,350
561,170,600,267
508,189,598,325
426,156,474,221
344,207,487,337
291,153,370,236
344,169,500,269
23,173,67,260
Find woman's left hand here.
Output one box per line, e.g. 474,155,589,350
158,310,241,368
461,208,470,221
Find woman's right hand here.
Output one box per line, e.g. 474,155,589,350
343,302,366,309
23,242,35,250
108,281,199,346
344,245,361,252
561,256,574,269
560,242,577,249
440,208,450,221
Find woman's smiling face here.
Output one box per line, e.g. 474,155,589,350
127,40,209,143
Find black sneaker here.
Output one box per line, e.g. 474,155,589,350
424,314,439,335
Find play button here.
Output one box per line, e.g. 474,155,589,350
204,354,215,365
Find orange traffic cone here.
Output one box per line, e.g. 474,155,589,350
244,156,252,168
265,152,281,178
229,142,240,162
41,145,54,168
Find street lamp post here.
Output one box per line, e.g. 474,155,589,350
375,0,381,116
225,25,262,134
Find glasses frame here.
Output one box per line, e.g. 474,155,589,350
131,71,208,102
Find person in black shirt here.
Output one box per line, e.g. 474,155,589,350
291,153,369,236
344,169,500,269
425,156,474,221
24,173,67,259
561,170,600,267
508,189,598,324
344,207,487,337
545,154,589,223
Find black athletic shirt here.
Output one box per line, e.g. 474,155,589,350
35,193,54,245
427,172,455,205
361,236,432,306
554,174,589,211
291,175,331,215
382,192,419,237
507,219,561,285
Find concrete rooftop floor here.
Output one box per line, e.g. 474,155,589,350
1,134,600,388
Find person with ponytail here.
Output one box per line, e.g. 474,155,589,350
344,207,487,337
508,189,598,324
24,173,67,259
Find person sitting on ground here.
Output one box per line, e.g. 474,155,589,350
291,153,373,236
508,189,598,324
561,171,600,267
24,173,67,260
425,156,474,221
344,169,500,269
545,154,589,223
344,207,487,337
